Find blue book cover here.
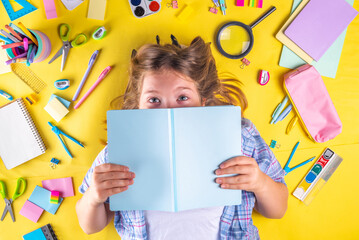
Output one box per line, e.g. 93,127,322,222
108,106,242,212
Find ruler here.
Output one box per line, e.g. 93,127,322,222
10,63,46,94
0,0,37,21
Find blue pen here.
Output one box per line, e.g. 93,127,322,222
72,50,99,101
274,104,292,124
219,0,226,15
0,90,13,101
9,23,27,37
0,35,14,44
213,0,219,7
270,96,288,124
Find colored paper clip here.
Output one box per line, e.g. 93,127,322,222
49,158,60,168
240,58,250,69
209,6,218,14
269,140,280,149
283,142,316,175
167,0,178,8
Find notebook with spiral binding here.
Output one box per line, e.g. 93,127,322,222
0,98,46,169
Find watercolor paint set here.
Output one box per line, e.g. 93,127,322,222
128,0,162,18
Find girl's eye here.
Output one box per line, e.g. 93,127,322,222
178,96,188,101
149,97,160,103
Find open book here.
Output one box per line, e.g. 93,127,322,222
107,106,242,212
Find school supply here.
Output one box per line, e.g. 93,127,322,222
48,122,84,158
50,191,60,204
49,158,60,168
128,0,161,18
213,0,219,7
270,96,288,124
48,23,88,72
258,70,270,85
11,63,46,93
74,66,112,109
293,148,343,205
61,0,83,10
44,96,69,122
0,44,11,74
72,50,99,101
0,89,13,100
108,106,243,212
0,99,46,169
92,27,107,40
23,224,58,240
43,0,57,19
216,6,276,59
283,64,342,142
48,94,70,108
273,104,292,124
42,177,74,197
87,0,107,20
54,79,70,90
0,177,26,222
236,0,244,7
0,0,37,21
19,200,44,223
25,94,38,105
269,140,280,149
219,0,226,15
286,116,298,135
17,22,38,45
209,6,218,14
28,186,63,214
240,58,250,68
282,142,315,175
284,0,358,62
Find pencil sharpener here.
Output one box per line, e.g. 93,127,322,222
258,70,270,85
92,27,107,40
54,79,70,90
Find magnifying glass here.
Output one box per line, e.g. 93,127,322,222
216,6,276,59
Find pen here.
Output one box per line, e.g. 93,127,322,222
17,22,38,46
219,0,226,15
286,116,298,134
72,50,99,101
213,0,219,7
74,66,112,109
5,25,22,41
0,90,13,101
0,35,14,44
0,29,20,43
9,23,27,36
274,104,292,124
270,96,288,124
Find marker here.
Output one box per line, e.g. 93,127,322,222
270,96,288,124
74,66,112,109
274,104,292,124
0,90,13,101
17,22,38,45
219,0,226,15
72,50,99,101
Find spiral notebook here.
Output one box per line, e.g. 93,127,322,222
0,98,46,169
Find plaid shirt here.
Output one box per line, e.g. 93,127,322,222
79,118,286,240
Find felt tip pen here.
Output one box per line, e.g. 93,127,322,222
72,50,99,101
274,104,293,124
270,96,288,124
74,66,112,109
0,90,13,101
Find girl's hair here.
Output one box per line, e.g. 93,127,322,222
111,36,248,113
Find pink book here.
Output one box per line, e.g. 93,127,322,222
284,0,357,61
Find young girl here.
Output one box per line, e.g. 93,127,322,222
76,36,288,240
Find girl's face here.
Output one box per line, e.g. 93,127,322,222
139,70,204,109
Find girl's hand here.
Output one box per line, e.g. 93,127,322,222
88,163,135,205
215,156,266,193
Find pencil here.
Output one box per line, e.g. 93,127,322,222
17,22,38,46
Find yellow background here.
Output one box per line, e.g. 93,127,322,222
0,0,359,239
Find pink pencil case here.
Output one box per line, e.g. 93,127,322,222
283,64,342,143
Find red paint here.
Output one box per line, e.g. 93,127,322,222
149,1,160,11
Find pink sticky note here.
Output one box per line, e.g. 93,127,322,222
43,0,58,19
42,177,74,198
236,0,245,6
20,200,44,223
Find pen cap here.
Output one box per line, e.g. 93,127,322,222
5,29,51,64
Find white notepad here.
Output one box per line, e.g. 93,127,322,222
0,98,46,169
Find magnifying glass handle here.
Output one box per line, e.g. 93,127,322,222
249,6,276,29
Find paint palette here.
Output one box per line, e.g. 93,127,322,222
128,0,161,18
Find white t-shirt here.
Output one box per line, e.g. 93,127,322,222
144,206,224,240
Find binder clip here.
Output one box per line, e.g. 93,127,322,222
49,158,60,169
209,6,218,14
240,58,250,69
269,140,281,149
167,0,178,8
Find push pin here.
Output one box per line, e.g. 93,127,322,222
269,140,281,149
240,58,250,69
50,158,60,169
209,6,218,14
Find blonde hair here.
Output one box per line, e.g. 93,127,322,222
111,36,247,113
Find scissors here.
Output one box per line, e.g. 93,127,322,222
48,23,88,72
283,142,316,175
0,178,26,222
48,122,84,158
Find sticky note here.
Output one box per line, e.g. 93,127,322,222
42,177,74,197
48,94,71,108
28,186,63,215
0,43,11,75
43,0,58,19
44,97,69,122
19,200,44,223
87,0,107,20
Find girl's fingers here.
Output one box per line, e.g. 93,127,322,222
105,186,129,197
94,171,135,183
220,183,250,190
94,163,130,173
215,165,252,176
216,174,248,185
100,179,134,189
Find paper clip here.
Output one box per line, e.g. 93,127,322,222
240,58,250,69
209,6,218,14
49,158,60,169
269,140,281,149
167,0,178,8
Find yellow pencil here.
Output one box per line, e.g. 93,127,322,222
17,22,38,46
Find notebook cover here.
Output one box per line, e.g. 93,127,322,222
284,0,358,61
279,0,355,79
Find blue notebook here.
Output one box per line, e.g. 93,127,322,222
108,106,242,212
